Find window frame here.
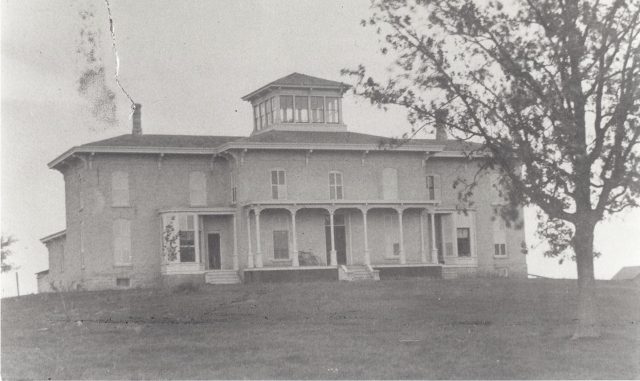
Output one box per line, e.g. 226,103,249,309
493,214,508,258
279,95,294,123
425,174,441,202
189,171,207,207
113,218,132,266
456,227,471,257
271,169,287,200
178,214,196,263
310,96,325,123
326,97,340,124
329,171,344,200
382,168,399,200
294,95,309,123
111,171,130,207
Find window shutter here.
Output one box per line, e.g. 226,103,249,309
382,168,398,200
111,171,129,207
113,219,131,265
434,174,442,202
189,172,207,206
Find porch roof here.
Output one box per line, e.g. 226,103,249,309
244,199,442,209
158,207,237,215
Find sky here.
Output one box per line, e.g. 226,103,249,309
2,0,639,297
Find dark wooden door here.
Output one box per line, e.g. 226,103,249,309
208,233,221,270
325,225,347,265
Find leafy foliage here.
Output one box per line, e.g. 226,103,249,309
344,0,640,261
163,216,179,262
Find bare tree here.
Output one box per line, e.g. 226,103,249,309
1,235,18,273
344,0,640,338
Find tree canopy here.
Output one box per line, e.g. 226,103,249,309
345,0,640,338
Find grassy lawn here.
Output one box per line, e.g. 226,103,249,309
2,278,639,379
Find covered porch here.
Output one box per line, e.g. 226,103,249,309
159,207,240,281
243,200,477,275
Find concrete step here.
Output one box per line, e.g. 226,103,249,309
205,271,241,285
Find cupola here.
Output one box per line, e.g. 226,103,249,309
241,73,350,135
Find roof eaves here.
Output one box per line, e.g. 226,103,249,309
40,230,66,243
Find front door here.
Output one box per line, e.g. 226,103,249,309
325,215,347,265
207,233,221,270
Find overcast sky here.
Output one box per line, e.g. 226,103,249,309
2,0,639,296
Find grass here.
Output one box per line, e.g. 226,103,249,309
2,278,639,379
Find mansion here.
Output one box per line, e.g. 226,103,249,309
39,73,526,291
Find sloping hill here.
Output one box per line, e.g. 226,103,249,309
2,279,639,379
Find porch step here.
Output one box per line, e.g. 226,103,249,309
205,270,241,285
340,265,380,282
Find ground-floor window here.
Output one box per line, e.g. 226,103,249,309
273,230,289,259
162,213,197,263
493,214,508,257
456,228,471,257
178,215,196,262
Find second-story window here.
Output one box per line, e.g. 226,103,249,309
295,96,309,122
271,169,287,199
326,97,340,123
189,171,207,206
253,105,259,130
310,96,324,123
425,174,442,201
280,95,294,123
111,171,129,207
382,168,399,200
329,171,343,200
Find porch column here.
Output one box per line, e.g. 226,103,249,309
420,209,428,263
361,207,370,266
232,213,239,270
430,211,439,264
246,209,254,268
328,209,337,266
397,208,406,264
290,208,299,267
254,208,263,268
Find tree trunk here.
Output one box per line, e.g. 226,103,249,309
571,218,600,339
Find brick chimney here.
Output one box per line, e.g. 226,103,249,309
434,109,448,141
132,103,142,136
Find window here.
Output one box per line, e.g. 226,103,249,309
493,215,508,257
189,171,207,206
326,97,340,123
231,171,237,204
273,230,289,259
111,171,129,207
457,228,471,257
425,174,441,201
382,168,399,200
259,101,266,128
280,95,294,123
116,278,130,287
253,105,259,130
265,97,274,125
113,219,132,266
310,96,324,122
178,214,196,262
294,96,309,123
329,171,343,200
271,169,287,199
